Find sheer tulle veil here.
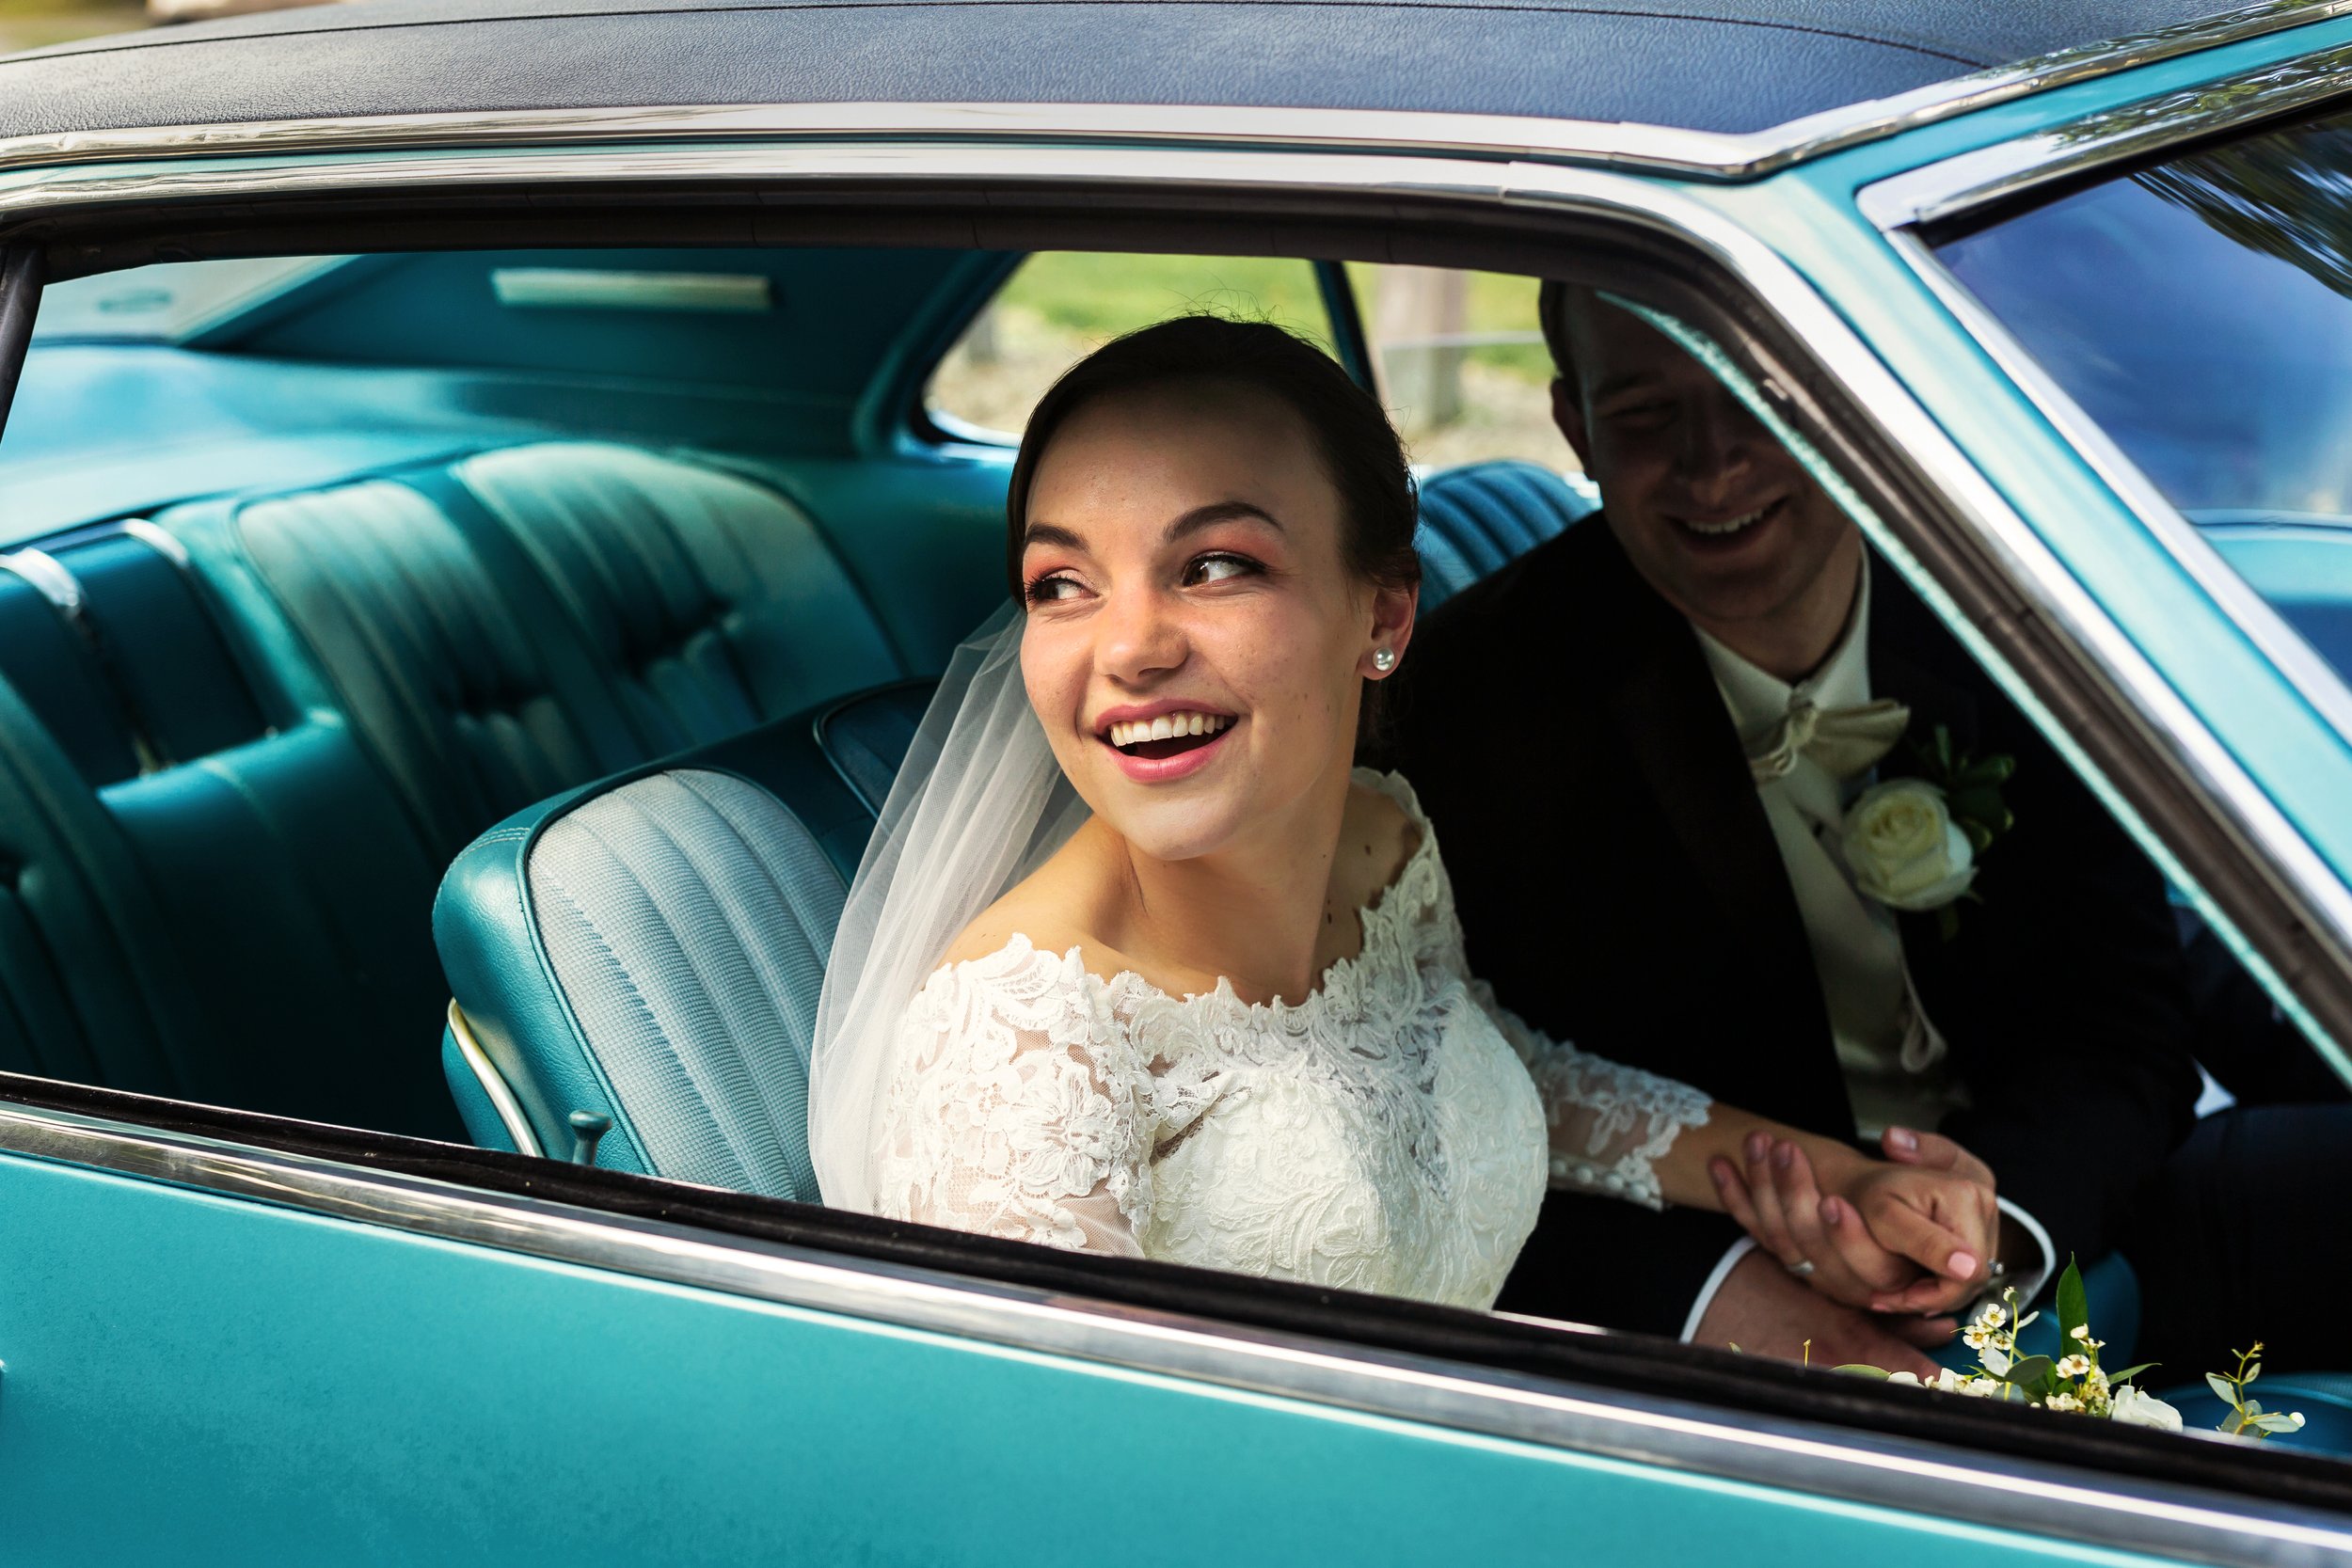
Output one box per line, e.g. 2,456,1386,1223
807,606,1089,1212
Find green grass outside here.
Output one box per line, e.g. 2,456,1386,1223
997,253,1553,383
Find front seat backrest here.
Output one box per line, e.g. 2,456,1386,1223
437,763,842,1198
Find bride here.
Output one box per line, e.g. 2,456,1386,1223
809,315,1994,1313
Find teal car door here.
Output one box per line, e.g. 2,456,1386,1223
0,1089,2332,1565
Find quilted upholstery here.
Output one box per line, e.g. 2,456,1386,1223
234,476,629,853
454,444,900,757
524,769,836,1196
1413,461,1598,610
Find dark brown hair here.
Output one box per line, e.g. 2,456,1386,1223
1003,314,1421,603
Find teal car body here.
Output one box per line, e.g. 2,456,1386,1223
3,2,2352,1563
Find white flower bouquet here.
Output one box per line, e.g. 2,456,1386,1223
1841,1259,2305,1440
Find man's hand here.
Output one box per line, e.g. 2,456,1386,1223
1691,1247,1953,1377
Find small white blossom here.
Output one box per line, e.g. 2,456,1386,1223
1975,1302,2007,1329
1884,1371,1922,1386
2046,1393,2085,1413
2056,1355,2091,1378
1960,1377,2006,1399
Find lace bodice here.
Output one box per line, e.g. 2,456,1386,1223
869,770,1711,1310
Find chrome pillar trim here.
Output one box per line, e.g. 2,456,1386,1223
0,0,2349,194
446,1000,544,1159
1859,39,2352,229
1,1094,2345,1567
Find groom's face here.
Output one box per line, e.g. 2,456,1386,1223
1549,298,1856,636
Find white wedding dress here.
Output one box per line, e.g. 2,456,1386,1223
868,771,1713,1310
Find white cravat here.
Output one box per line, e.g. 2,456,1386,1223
1692,563,1967,1141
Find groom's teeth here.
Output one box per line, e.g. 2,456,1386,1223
1686,505,1768,537
1105,713,1231,748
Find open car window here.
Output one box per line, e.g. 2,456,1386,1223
925,251,1335,438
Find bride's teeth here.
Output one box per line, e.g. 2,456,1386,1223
1104,712,1233,748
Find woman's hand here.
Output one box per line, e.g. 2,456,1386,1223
1709,1128,1997,1318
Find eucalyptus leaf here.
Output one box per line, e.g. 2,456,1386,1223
1836,1365,1892,1378
2002,1355,2055,1390
2207,1372,2240,1405
2056,1259,2089,1350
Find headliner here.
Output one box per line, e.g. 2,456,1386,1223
0,0,2265,147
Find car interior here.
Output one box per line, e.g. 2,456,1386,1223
4,225,2348,1494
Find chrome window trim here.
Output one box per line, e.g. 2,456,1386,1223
446,1000,545,1159
2,1094,2346,1564
1,0,2351,188
1858,38,2352,229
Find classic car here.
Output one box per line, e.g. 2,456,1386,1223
3,0,2352,1560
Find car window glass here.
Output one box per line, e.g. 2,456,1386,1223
925,252,1333,438
1934,108,2352,697
1345,263,1576,472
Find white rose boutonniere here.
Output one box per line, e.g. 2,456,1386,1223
1842,779,1976,912
1842,723,2015,938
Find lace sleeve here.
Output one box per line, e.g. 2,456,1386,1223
869,955,1156,1257
1470,979,1712,1212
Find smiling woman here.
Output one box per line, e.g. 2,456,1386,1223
806,316,2001,1325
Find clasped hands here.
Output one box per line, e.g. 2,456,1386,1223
1709,1125,2000,1328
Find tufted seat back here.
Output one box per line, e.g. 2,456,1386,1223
453,444,899,758
1412,460,1597,610
208,442,907,860
434,682,931,1187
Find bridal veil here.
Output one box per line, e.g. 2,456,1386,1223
807,607,1089,1212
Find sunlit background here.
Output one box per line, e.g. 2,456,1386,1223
0,0,342,54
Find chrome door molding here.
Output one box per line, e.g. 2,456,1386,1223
3,1094,2346,1566
1,0,2350,188
1858,38,2352,229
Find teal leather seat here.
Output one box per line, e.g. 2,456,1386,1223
433,684,930,1184
1413,460,1597,610
184,441,909,860
428,457,1597,1174
0,437,916,1137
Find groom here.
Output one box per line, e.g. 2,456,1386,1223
1393,285,2345,1374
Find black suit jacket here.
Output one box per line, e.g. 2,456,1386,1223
1391,521,2201,1336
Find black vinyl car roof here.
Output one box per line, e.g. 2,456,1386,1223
0,0,2266,144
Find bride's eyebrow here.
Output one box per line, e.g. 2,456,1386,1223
1168,501,1282,540
1020,521,1087,555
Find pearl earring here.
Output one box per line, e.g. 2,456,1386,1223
1372,646,1397,673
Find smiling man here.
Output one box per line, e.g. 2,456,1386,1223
1393,285,2347,1376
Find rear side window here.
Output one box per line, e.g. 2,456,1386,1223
925,252,1335,438
1344,264,1563,470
